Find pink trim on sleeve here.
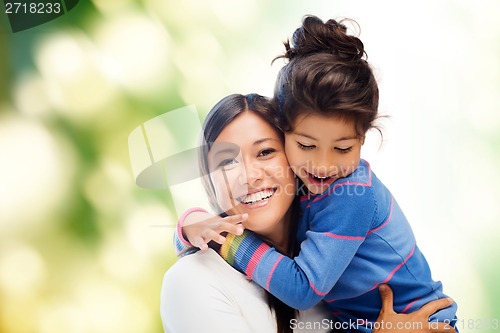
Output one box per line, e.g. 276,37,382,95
176,207,209,247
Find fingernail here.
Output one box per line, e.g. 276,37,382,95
379,284,387,291
242,213,248,219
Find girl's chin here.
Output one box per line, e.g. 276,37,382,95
304,182,330,195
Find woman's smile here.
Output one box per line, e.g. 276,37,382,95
238,187,277,208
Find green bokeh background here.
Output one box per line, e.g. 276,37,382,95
1,1,499,332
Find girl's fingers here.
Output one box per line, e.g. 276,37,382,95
222,213,248,224
378,284,396,314
202,230,226,245
418,298,453,318
193,237,208,251
215,222,244,236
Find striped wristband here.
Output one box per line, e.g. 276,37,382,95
219,230,271,278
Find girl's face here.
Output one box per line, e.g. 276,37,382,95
284,112,363,195
208,111,296,237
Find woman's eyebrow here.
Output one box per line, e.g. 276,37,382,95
210,145,240,159
253,138,279,145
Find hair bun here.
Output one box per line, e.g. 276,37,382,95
283,16,365,63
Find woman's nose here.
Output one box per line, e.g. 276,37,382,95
240,160,264,185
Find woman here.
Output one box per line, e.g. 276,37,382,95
161,93,455,333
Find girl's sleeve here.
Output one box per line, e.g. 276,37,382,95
219,184,376,310
173,207,208,257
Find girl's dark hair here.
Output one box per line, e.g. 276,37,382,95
274,15,380,137
199,93,298,333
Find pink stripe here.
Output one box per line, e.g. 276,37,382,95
177,207,208,246
265,255,284,290
324,245,416,303
368,196,394,235
401,297,420,313
380,246,415,285
309,281,329,296
325,232,365,241
245,243,270,279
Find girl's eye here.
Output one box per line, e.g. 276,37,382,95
297,142,315,150
218,158,238,169
258,148,276,157
335,147,353,154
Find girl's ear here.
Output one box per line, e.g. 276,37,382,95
360,136,366,145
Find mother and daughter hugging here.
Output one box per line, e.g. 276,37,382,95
160,15,458,333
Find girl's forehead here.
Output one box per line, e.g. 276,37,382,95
292,112,357,134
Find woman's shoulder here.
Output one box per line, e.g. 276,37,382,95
163,249,249,286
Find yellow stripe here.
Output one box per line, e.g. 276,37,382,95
220,233,236,261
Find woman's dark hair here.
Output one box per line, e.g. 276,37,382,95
199,93,298,333
274,15,380,137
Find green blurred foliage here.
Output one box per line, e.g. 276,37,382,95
0,1,499,332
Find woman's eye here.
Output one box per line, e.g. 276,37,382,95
335,147,353,154
218,159,238,169
297,142,315,150
258,148,276,157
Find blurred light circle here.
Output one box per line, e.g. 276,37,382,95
125,202,174,256
98,234,147,282
94,13,171,95
83,158,134,213
34,31,116,119
0,116,74,233
76,282,153,333
14,73,52,117
0,242,47,296
38,301,87,333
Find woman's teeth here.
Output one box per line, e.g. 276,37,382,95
241,189,275,204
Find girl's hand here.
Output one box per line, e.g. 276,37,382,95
373,284,456,333
183,212,247,250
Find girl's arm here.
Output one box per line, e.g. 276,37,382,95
218,182,377,310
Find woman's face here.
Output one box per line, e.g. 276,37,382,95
207,111,296,236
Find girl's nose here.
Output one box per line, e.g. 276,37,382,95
311,152,335,176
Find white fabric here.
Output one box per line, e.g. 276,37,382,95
161,249,332,333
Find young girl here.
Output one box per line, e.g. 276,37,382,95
175,16,457,332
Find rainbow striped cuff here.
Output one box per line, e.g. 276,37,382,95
219,230,271,279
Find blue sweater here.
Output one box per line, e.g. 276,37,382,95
176,160,457,331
